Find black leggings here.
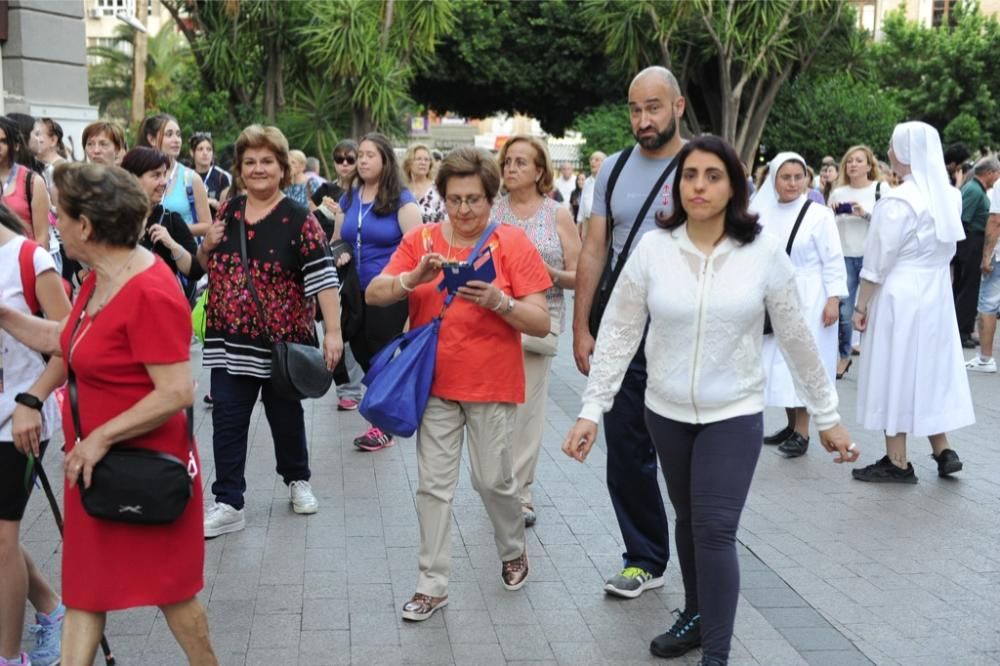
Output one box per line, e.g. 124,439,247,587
350,299,409,372
645,410,763,663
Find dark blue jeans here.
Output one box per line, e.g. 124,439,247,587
603,343,670,576
838,256,863,358
210,369,310,510
646,410,763,663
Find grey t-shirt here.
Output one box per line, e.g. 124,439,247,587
592,146,678,264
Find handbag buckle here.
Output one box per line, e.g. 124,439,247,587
187,451,198,479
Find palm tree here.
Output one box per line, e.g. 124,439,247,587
87,21,192,120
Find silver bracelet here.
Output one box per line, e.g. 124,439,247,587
171,247,185,261
398,273,415,293
491,291,505,312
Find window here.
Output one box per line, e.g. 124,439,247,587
932,0,958,28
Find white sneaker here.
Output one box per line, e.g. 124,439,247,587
965,356,997,373
289,480,319,514
203,502,245,538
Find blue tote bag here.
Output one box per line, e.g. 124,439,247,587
360,223,498,437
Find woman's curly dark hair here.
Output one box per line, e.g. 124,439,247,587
656,135,761,245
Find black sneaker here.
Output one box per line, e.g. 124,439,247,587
763,424,794,445
777,432,809,458
697,658,726,666
852,456,917,484
932,449,963,477
650,608,701,658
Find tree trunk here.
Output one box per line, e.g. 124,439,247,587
130,1,148,128
263,39,280,122
352,105,374,137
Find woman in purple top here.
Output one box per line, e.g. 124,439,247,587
334,132,421,451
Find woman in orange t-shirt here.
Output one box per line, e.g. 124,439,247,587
367,146,551,623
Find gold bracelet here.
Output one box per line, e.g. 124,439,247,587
398,273,415,293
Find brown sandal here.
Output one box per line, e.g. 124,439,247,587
401,592,448,621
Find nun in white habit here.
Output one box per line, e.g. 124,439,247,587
852,121,974,483
750,152,848,458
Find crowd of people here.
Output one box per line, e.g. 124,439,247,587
0,62,985,666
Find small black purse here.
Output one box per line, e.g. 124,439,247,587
67,311,196,525
238,214,334,401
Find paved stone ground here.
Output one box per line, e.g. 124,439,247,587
18,329,1000,665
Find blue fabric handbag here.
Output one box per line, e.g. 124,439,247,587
360,223,498,437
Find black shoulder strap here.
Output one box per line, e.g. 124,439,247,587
875,181,883,201
612,152,679,272
603,146,634,234
785,200,812,255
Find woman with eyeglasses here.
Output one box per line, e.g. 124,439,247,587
190,132,232,216
750,153,847,459
333,133,421,451
366,146,552,622
403,143,445,224
492,135,581,527
310,140,358,239
136,114,212,237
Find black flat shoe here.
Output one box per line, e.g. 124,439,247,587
932,449,963,477
763,424,794,445
777,433,809,458
836,358,852,379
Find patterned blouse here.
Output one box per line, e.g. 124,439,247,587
416,183,446,224
203,195,338,378
492,194,566,332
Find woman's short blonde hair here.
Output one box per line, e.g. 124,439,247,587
402,143,433,183
288,149,307,169
837,145,881,187
53,162,148,248
497,135,554,197
233,124,291,191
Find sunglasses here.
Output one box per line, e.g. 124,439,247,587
334,155,356,165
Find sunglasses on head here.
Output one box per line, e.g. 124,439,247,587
334,155,356,165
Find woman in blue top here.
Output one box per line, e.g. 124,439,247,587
136,114,213,237
334,132,421,451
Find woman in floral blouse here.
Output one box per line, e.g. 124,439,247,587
404,143,446,224
196,124,342,538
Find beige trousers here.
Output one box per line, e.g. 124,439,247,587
415,397,524,597
511,350,554,507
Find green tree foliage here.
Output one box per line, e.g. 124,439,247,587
571,104,634,157
582,0,862,162
762,72,904,167
87,21,191,118
943,112,985,150
413,0,622,136
872,4,1000,146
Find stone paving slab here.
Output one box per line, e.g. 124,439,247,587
18,320,1000,664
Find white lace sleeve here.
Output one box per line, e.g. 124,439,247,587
860,198,913,284
579,249,650,423
766,252,841,430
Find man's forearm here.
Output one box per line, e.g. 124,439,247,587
572,241,607,332
984,216,1000,262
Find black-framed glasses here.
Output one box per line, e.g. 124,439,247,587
334,155,356,165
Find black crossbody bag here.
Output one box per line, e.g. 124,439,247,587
588,148,678,337
237,211,335,400
763,199,812,335
67,310,196,525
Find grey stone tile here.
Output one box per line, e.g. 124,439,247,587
494,623,555,661
779,627,859,652
298,629,350,665
757,606,831,629
741,586,810,608
801,650,876,666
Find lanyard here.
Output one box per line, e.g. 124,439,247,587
201,165,215,185
356,193,375,265
3,163,18,195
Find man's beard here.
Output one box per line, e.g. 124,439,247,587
634,116,677,150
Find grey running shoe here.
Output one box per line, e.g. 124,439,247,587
603,566,663,599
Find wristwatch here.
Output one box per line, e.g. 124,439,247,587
14,393,44,411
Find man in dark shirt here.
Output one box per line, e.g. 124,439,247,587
955,157,1000,345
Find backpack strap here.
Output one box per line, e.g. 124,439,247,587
184,167,197,223
18,240,40,315
603,146,633,235
875,181,883,202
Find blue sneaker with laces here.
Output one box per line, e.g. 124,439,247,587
27,602,64,666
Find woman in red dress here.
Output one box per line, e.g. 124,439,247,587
0,163,218,665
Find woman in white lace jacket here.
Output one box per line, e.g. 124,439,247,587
562,136,857,666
